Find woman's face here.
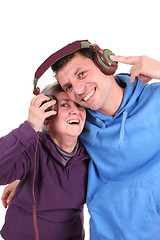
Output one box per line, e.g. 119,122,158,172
47,91,86,141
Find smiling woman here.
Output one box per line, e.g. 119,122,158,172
0,83,90,240
43,86,86,152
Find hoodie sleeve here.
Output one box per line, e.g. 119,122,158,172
0,121,38,185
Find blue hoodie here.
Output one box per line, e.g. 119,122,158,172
80,73,160,240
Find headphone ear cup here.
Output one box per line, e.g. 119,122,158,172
41,95,58,121
94,49,118,75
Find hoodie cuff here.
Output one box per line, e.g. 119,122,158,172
12,121,38,148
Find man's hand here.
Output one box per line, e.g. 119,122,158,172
1,180,20,208
110,55,160,83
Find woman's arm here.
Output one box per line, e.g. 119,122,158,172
0,94,56,185
0,121,37,184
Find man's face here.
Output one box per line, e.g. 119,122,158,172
57,53,112,112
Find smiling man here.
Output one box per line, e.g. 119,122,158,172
49,41,160,240
56,52,124,116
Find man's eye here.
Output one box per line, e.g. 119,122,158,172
76,103,83,109
78,71,85,78
65,85,72,92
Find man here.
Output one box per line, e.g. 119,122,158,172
51,43,160,240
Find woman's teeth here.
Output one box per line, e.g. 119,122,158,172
67,119,80,124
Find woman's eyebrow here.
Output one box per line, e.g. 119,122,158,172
59,99,70,102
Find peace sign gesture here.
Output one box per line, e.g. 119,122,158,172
110,55,160,83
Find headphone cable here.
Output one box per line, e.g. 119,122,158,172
32,131,40,240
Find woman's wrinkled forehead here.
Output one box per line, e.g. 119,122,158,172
55,91,71,102
56,91,84,109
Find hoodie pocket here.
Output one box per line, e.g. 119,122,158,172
87,184,160,240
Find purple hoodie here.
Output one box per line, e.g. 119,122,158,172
0,121,90,240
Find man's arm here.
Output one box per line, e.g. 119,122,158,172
1,180,20,208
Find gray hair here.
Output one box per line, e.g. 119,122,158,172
41,82,64,96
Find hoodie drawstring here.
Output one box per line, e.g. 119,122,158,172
91,116,106,145
119,110,128,148
90,110,128,148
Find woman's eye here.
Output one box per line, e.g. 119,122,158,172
61,103,68,107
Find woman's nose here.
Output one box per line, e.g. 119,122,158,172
69,105,80,115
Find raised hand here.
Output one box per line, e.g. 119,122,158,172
110,55,160,83
27,94,57,132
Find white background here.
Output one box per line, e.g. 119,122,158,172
0,0,160,239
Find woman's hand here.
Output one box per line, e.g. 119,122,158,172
1,180,20,208
27,94,57,132
110,55,160,83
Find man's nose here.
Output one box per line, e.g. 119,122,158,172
73,81,85,95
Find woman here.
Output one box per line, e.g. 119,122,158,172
0,83,90,240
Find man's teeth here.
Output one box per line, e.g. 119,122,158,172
67,120,80,124
83,88,95,101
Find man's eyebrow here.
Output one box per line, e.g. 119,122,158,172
74,67,81,76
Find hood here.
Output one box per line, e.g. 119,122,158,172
81,73,147,146
86,73,146,119
115,73,146,117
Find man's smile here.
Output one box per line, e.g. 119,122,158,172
82,88,96,102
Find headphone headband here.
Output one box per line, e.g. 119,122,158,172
33,40,118,95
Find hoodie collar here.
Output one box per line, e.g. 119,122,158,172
83,73,147,147
115,73,146,117
86,73,146,120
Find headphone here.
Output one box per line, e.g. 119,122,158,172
33,40,118,96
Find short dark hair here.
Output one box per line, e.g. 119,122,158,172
51,48,95,73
